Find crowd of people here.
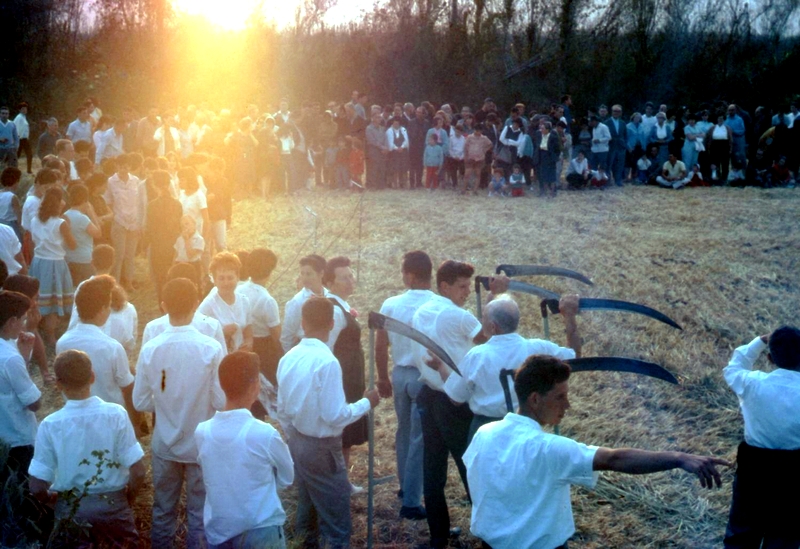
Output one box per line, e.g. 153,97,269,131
0,92,798,549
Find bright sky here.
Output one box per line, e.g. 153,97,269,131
171,0,376,30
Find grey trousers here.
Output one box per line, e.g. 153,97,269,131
151,454,206,549
208,525,286,549
392,364,424,508
53,489,138,549
110,221,140,284
286,426,351,549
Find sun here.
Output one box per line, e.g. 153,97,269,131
171,0,268,31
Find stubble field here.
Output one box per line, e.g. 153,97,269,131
33,184,800,548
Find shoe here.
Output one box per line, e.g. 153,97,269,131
350,484,365,496
399,506,427,520
449,527,462,538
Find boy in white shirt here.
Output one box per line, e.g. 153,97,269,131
174,214,205,266
195,351,293,549
280,254,329,352
29,350,144,548
133,277,226,549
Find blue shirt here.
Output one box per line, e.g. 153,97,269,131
423,144,444,168
0,121,19,150
724,114,745,137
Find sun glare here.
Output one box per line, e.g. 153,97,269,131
172,0,267,30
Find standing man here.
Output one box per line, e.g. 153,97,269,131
133,278,226,549
589,115,611,171
13,103,32,174
411,260,494,549
136,108,160,157
0,106,20,169
386,117,410,189
560,95,573,131
36,118,62,160
725,103,747,167
464,355,730,549
376,250,435,520
606,104,628,186
365,113,387,190
277,297,380,549
65,106,93,147
281,254,329,352
97,118,126,163
103,154,141,290
407,107,430,189
722,326,800,549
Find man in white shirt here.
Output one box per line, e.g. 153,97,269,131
56,275,137,424
411,260,487,549
464,355,730,549
29,350,144,548
13,102,32,174
722,326,800,549
0,291,40,484
656,153,691,189
133,278,226,549
280,254,329,352
195,351,293,549
96,118,126,163
437,295,580,441
375,250,435,520
277,297,380,549
589,115,611,171
65,106,93,145
104,154,142,290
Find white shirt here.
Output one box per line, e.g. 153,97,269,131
723,337,800,450
411,294,482,391
448,131,466,160
66,119,92,143
386,126,409,152
444,333,575,418
280,287,330,352
180,190,208,236
0,223,22,275
591,123,611,153
276,338,371,438
29,397,143,493
378,289,435,367
464,413,599,549
0,338,40,448
13,113,29,139
174,232,205,263
142,311,227,352
104,302,138,353
195,409,294,545
325,293,351,351
56,324,133,406
237,281,280,338
98,127,124,161
20,194,40,232
198,288,251,352
132,325,225,462
30,216,66,260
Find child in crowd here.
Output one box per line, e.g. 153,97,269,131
133,277,226,549
106,284,138,353
85,172,112,243
21,168,59,264
508,163,525,196
770,155,793,187
488,167,509,197
64,184,102,286
195,351,293,549
29,186,76,346
67,244,114,330
728,159,746,187
3,275,52,383
179,167,209,238
198,252,253,354
175,215,205,275
0,166,22,241
277,124,294,194
687,164,708,187
591,166,610,188
636,153,652,184
334,136,350,191
423,134,444,190
206,157,231,254
349,137,365,191
0,221,25,277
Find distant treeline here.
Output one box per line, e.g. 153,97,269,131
1,0,798,121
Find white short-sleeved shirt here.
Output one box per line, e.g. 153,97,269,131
198,288,251,352
56,323,134,406
142,311,227,353
0,338,41,448
464,413,599,549
63,209,92,264
21,195,41,232
195,409,294,545
29,397,143,493
411,294,482,391
444,333,576,418
237,281,280,338
104,303,138,353
174,232,205,263
31,216,66,260
280,287,330,352
132,325,225,462
0,192,16,224
723,337,800,450
0,223,22,275
180,190,208,236
378,289,436,367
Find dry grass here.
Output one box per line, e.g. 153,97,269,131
31,184,800,548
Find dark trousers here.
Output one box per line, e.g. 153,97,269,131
1,445,53,544
608,144,626,185
409,149,424,188
418,385,473,548
17,138,32,173
724,442,800,549
366,147,386,189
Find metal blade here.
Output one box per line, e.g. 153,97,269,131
567,356,679,384
542,298,682,330
368,312,462,376
496,264,594,286
505,280,562,301
499,368,515,413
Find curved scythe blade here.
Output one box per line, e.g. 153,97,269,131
543,298,683,330
478,278,561,301
496,264,594,286
368,312,461,376
566,357,679,384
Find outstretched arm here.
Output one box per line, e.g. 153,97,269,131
593,448,731,489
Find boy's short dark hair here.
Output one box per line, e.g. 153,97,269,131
75,275,115,322
0,290,31,330
247,248,278,281
75,157,93,177
436,260,474,289
68,183,89,207
85,172,108,192
218,351,261,400
151,170,172,190
101,157,118,176
167,262,200,287
162,278,198,318
128,152,144,172
3,274,39,298
299,254,326,274
54,350,93,390
74,140,91,155
1,167,21,187
210,252,241,277
34,168,59,187
402,250,432,282
302,297,334,333
769,326,800,371
514,355,572,404
322,256,350,287
92,244,115,272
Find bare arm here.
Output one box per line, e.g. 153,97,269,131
59,217,77,250
375,328,393,397
127,460,146,505
27,398,41,412
29,476,54,505
559,294,582,358
593,448,731,489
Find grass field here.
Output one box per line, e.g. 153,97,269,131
31,183,800,548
